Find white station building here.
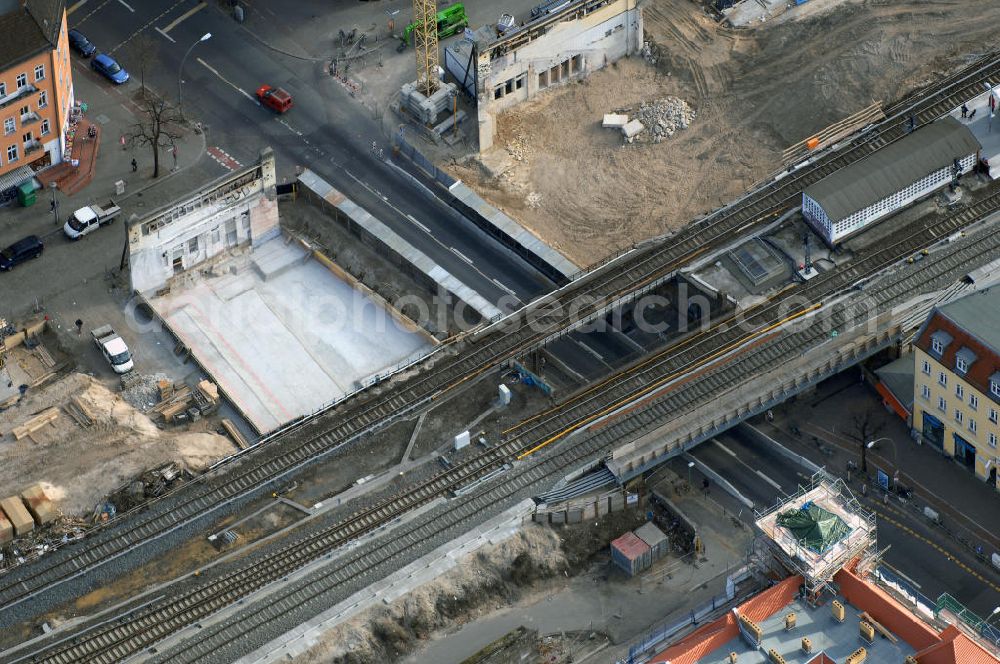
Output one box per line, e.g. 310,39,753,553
802,116,981,245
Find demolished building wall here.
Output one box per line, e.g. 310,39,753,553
127,148,279,294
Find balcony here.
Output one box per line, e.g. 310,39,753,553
20,111,40,125
24,139,43,155
0,84,38,110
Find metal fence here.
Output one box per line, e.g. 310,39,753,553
394,136,457,189
616,590,735,664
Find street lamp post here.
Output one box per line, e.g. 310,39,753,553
864,436,896,482
178,33,212,118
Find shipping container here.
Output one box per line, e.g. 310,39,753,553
1,496,33,536
21,484,58,525
611,532,651,576
635,521,669,563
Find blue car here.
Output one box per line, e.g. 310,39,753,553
92,53,129,84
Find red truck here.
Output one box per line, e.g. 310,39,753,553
256,84,293,113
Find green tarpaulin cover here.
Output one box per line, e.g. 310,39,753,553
775,501,849,553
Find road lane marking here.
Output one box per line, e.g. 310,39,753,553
405,214,431,234
197,58,258,103
755,469,782,490
162,0,207,33
491,278,517,297
714,439,737,457
116,0,135,12
450,247,473,265
277,119,302,136
154,27,176,43
67,0,90,15
109,0,189,53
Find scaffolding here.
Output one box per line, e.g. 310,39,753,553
753,472,877,599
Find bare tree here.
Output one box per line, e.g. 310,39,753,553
128,94,183,178
123,33,158,97
852,408,885,473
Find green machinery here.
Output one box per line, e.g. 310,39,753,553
399,3,469,49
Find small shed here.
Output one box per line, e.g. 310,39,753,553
1,496,34,537
0,511,11,545
611,532,651,576
21,484,58,525
635,522,669,563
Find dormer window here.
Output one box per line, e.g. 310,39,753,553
955,347,976,375
929,330,952,357
991,372,1000,400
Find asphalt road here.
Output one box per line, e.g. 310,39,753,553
66,0,553,308
692,428,1000,617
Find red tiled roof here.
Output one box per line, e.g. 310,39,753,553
806,654,836,664
835,566,940,651
915,312,1000,398
648,614,738,664
739,575,802,623
611,532,649,561
916,625,1000,664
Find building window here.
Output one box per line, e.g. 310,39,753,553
956,384,964,399
494,86,502,100
992,381,1000,399
931,339,944,354
38,90,46,108
991,408,999,424
969,419,977,434
3,118,13,135
938,397,947,412
188,236,199,253
7,144,17,162
15,73,26,88
970,394,979,410
956,357,968,373
921,360,931,375
40,119,49,135
21,131,31,143
0,82,5,97
990,433,998,448
33,64,44,81
921,385,931,400
955,409,964,424
938,372,947,387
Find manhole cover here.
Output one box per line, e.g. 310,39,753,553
95,114,110,125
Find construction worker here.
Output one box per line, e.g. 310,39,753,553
961,103,969,118
131,158,138,172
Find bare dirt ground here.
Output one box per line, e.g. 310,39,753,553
0,372,234,517
448,0,1000,266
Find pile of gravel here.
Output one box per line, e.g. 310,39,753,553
120,372,170,411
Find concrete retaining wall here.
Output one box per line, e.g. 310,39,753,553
737,422,823,475
532,488,635,525
296,169,501,321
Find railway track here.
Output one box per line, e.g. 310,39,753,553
3,51,999,615
21,184,1000,664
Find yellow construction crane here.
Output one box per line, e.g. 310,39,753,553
411,0,439,97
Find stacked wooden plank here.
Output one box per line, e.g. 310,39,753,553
21,484,58,525
0,496,33,536
11,407,60,441
31,341,55,369
63,395,94,428
221,418,248,450
153,384,193,422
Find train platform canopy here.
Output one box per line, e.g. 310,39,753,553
950,85,1000,179
803,116,981,225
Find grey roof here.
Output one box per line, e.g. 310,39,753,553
634,522,667,547
803,116,981,222
991,372,1000,385
875,354,914,408
939,285,1000,355
955,346,977,368
0,0,64,72
930,329,954,349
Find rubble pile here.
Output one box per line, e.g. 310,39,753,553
634,97,696,143
120,372,170,411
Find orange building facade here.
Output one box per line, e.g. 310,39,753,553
0,0,73,179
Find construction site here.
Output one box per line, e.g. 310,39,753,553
2,0,1000,663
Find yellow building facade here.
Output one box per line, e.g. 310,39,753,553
911,287,1000,490
0,0,73,179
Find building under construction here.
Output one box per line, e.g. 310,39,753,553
444,0,643,150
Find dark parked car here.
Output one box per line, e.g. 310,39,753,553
0,235,44,271
91,53,129,84
68,29,97,57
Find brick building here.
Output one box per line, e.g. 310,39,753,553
0,0,73,194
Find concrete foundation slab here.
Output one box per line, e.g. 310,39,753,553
149,238,432,433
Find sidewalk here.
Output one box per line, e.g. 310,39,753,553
759,370,1000,552
0,72,208,253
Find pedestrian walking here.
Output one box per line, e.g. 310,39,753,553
131,158,138,172
75,319,83,336
171,146,178,171
961,103,969,118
